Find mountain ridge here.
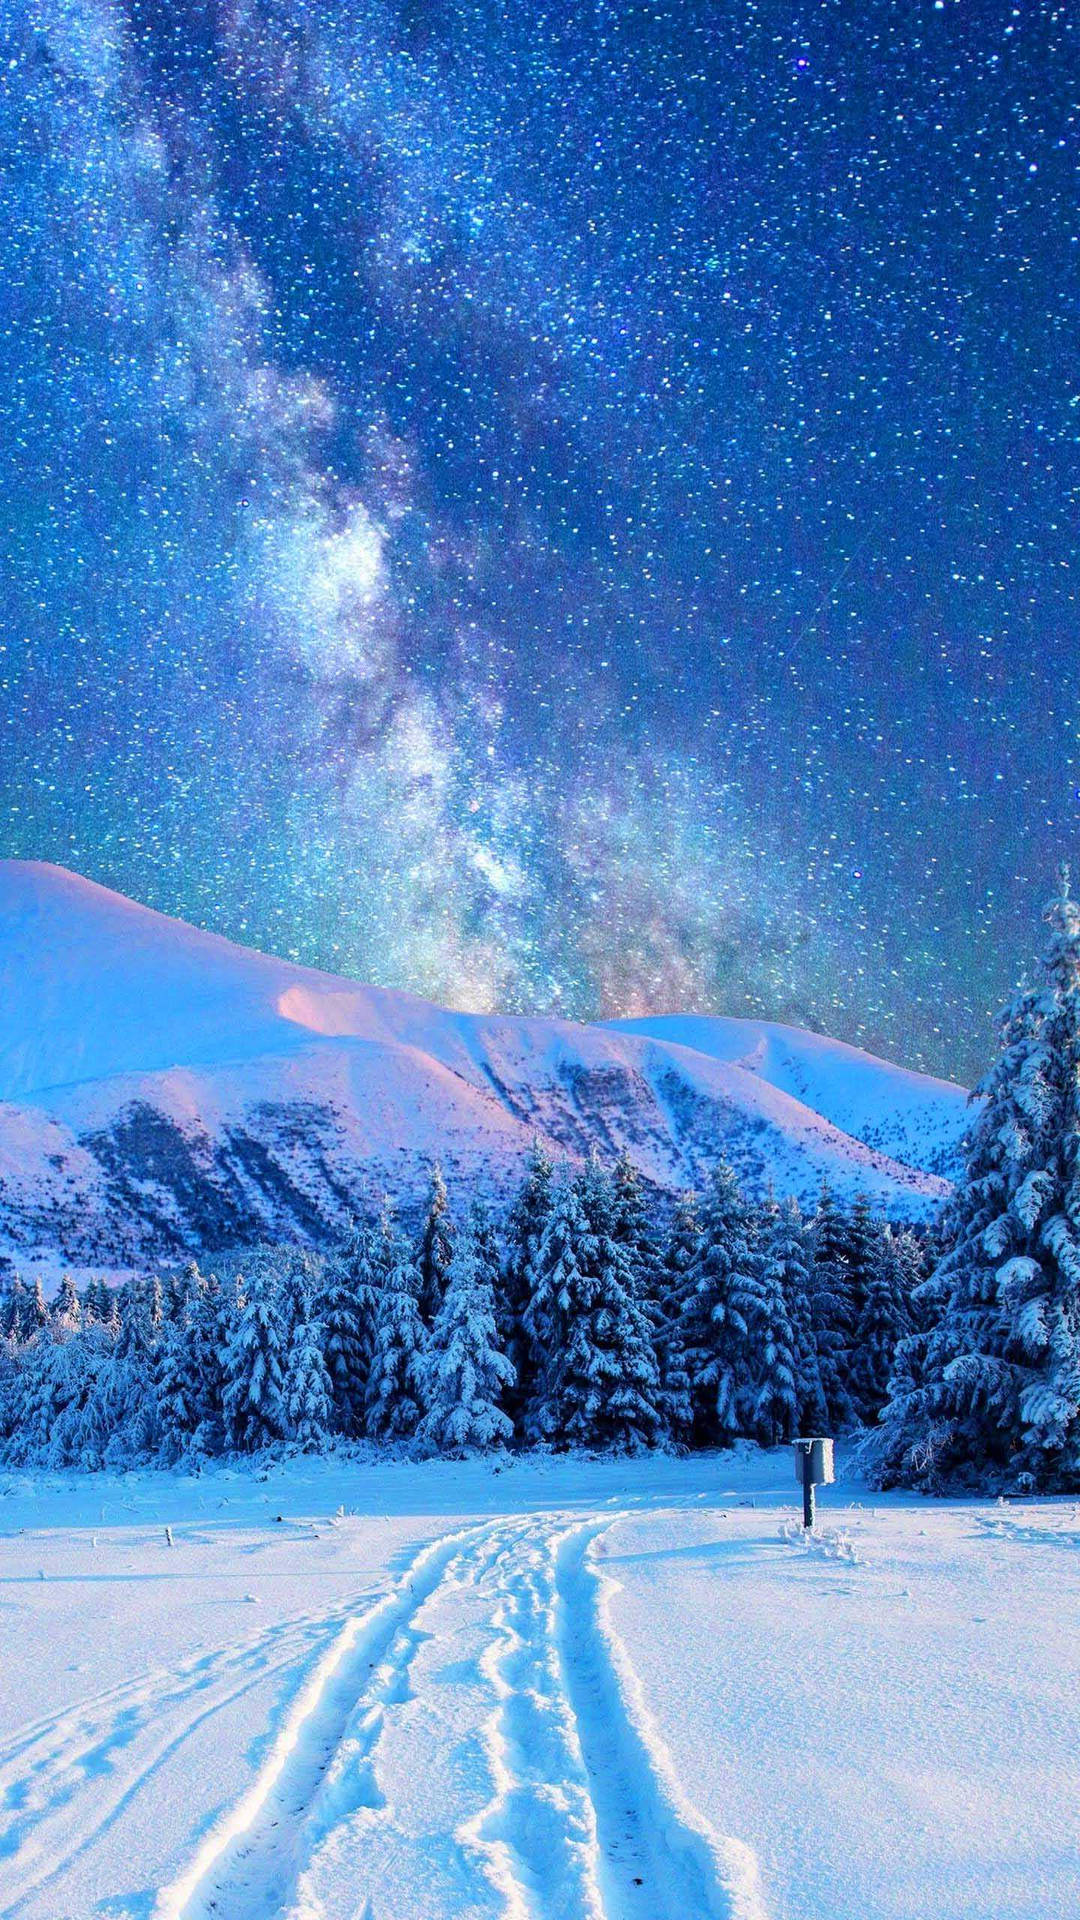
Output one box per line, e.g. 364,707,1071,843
0,861,968,1275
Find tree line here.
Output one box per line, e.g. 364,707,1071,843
11,869,1075,1487
0,1153,926,1471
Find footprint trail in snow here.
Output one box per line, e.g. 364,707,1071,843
151,1511,766,1920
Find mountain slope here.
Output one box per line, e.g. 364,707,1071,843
0,863,969,1273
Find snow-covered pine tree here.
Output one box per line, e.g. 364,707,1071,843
770,1195,827,1432
871,985,1039,1487
876,877,1080,1489
660,1192,700,1314
742,1223,799,1445
155,1266,208,1464
472,1200,505,1303
222,1255,287,1452
757,1195,822,1439
9,1318,114,1471
317,1222,375,1437
808,1182,857,1430
100,1275,161,1465
52,1274,81,1337
283,1299,334,1451
81,1277,107,1326
118,1276,152,1351
417,1161,454,1328
679,1160,761,1445
25,1278,49,1339
611,1150,661,1295
417,1204,514,1455
160,1267,188,1327
0,1274,25,1342
576,1158,666,1450
364,1206,426,1443
845,1194,883,1331
889,1226,928,1316
501,1139,555,1431
183,1266,227,1459
652,1194,699,1443
4,1326,59,1465
274,1247,323,1340
0,1328,21,1453
987,881,1080,1476
525,1161,665,1453
147,1275,164,1335
522,1170,589,1444
850,1228,915,1425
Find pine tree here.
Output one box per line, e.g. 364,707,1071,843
743,1235,799,1445
156,1269,205,1465
611,1150,660,1292
12,1320,112,1471
187,1266,227,1458
679,1161,761,1445
809,1183,857,1429
891,1227,928,1317
417,1162,454,1328
418,1206,514,1454
318,1222,374,1436
160,1267,189,1327
365,1207,426,1443
525,1163,665,1453
766,1196,827,1432
284,1301,334,1451
651,1194,698,1443
1003,881,1080,1480
92,1274,161,1464
222,1255,287,1451
0,1274,25,1342
850,1229,915,1425
846,1194,883,1330
876,876,1080,1490
155,1263,222,1463
745,1190,810,1443
25,1278,49,1339
52,1275,81,1337
523,1172,589,1443
118,1276,153,1356
501,1140,555,1431
147,1275,164,1335
81,1277,107,1326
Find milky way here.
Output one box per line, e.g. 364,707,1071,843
1,0,1077,1083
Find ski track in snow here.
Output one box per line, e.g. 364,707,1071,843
140,1510,765,1920
154,1517,519,1920
550,1524,766,1920
0,1601,360,1916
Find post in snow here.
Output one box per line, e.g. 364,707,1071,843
794,1436,834,1529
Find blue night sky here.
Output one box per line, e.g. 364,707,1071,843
1,0,1077,1084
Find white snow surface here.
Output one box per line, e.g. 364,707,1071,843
0,1448,1074,1920
0,863,967,1269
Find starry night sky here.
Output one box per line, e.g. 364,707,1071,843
1,0,1077,1085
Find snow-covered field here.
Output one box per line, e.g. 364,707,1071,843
0,1451,1075,1920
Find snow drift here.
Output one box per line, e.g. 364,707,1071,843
0,862,968,1272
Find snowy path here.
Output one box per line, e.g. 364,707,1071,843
150,1511,759,1920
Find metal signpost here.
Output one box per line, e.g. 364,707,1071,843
793,1436,835,1528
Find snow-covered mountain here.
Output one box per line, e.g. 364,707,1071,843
0,862,969,1273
